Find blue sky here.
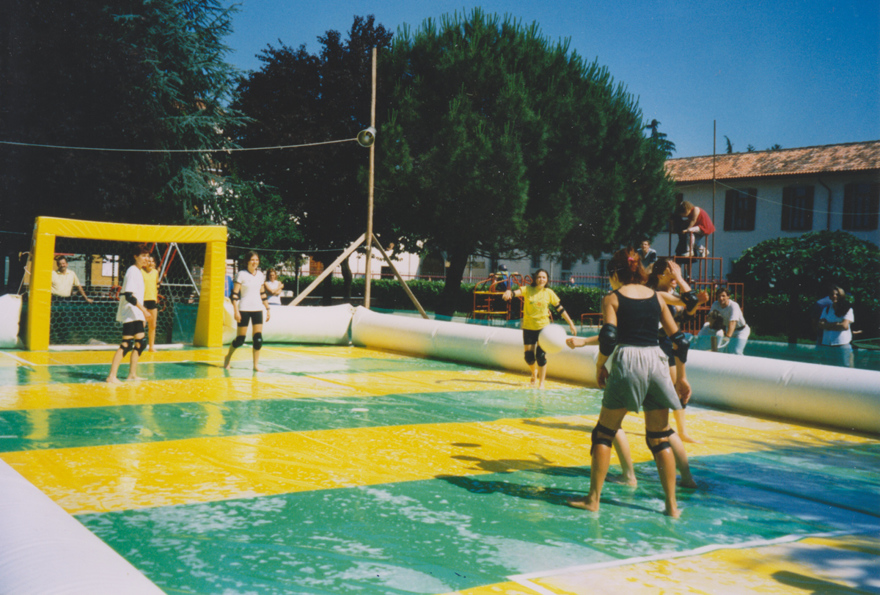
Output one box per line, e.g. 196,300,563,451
225,0,879,158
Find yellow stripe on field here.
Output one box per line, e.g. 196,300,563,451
521,533,880,595
1,413,872,516
443,534,880,594
0,369,563,411
10,345,405,367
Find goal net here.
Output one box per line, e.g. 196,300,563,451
26,217,226,350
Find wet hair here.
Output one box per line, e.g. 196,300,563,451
833,297,852,318
706,309,724,330
530,269,549,287
608,247,647,285
646,257,672,289
676,201,694,215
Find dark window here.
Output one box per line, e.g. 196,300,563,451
782,186,814,231
724,188,756,231
843,183,880,231
530,254,541,270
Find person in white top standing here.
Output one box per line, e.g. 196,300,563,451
264,268,283,305
818,291,855,368
224,251,271,371
106,245,152,383
709,286,750,355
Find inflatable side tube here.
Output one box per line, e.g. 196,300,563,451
223,301,353,345
0,459,165,595
0,294,23,349
350,307,880,435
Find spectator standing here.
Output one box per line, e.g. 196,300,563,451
51,256,93,303
818,293,854,367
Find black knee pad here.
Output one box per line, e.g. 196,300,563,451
120,339,134,356
535,346,547,367
590,423,616,455
253,332,263,351
646,428,675,454
232,335,246,348
135,337,147,355
524,350,536,366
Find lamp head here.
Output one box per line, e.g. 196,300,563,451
357,127,376,147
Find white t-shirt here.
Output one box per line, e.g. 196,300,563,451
236,269,266,311
265,280,283,305
820,306,854,346
710,300,747,331
116,265,146,323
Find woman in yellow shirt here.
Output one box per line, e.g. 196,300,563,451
141,255,160,352
502,269,577,388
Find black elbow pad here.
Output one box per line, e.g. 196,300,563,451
124,292,138,306
552,303,566,316
670,331,690,363
598,324,618,356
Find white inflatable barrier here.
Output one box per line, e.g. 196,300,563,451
0,294,23,349
351,307,880,435
0,459,165,595
222,301,354,346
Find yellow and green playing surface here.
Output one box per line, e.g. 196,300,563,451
1,346,877,594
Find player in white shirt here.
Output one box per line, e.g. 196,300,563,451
107,245,152,383
224,251,271,371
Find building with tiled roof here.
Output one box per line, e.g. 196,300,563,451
661,140,880,277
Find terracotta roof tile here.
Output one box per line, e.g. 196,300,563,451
666,140,880,182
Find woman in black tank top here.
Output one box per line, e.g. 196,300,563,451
569,247,691,518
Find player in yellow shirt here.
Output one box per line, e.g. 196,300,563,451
502,269,576,388
141,255,160,352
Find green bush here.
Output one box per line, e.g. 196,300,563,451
730,231,880,339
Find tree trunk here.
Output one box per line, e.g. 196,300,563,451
436,250,470,318
340,257,353,302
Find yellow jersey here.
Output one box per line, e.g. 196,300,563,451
142,268,159,301
521,285,561,331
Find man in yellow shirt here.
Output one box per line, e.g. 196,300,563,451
51,256,93,303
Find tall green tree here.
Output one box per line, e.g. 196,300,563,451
230,16,393,302
0,0,243,287
378,10,675,315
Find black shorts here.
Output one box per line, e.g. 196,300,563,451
238,310,264,328
523,328,541,346
122,320,145,337
144,300,157,310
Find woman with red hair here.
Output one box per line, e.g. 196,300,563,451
569,247,691,517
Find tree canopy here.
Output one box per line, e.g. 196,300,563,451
229,17,393,268
376,10,676,313
1,0,244,287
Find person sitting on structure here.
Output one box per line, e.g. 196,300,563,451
674,201,715,257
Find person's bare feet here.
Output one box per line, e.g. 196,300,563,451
568,496,600,512
106,376,122,384
664,505,681,518
127,375,145,381
253,365,264,373
608,473,638,488
679,476,697,489
224,353,233,369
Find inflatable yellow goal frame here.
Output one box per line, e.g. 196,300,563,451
27,217,227,351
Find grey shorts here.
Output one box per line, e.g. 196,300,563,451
603,345,683,413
